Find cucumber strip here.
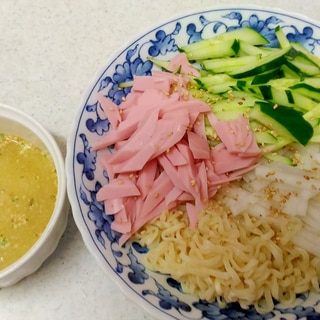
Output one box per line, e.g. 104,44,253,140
310,135,320,143
228,47,291,78
183,39,239,60
237,83,317,112
118,80,134,88
213,27,269,45
188,87,221,106
289,83,320,101
303,102,320,121
251,101,313,145
207,82,237,93
214,107,250,120
189,86,220,98
275,26,291,49
291,42,320,68
267,78,299,88
251,68,284,85
147,56,170,70
180,27,269,54
264,152,294,165
223,90,258,105
198,69,213,77
235,80,256,89
211,99,253,113
285,47,320,76
239,40,277,57
280,64,302,79
250,120,293,152
253,131,278,145
310,124,320,142
262,136,293,153
286,58,320,76
303,77,320,88
258,86,317,111
235,71,290,88
201,54,261,73
194,74,234,88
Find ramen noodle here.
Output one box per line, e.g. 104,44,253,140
135,198,320,314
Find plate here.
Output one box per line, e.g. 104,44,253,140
66,6,320,319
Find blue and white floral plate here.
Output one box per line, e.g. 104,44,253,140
66,6,320,319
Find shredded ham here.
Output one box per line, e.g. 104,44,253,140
94,53,262,246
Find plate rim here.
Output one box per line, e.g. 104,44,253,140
66,5,320,319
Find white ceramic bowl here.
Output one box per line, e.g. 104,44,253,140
0,103,68,287
66,5,320,320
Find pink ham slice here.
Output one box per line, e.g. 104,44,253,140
132,75,171,92
139,170,174,218
165,144,188,166
136,158,158,199
96,178,140,201
187,130,210,159
167,52,201,77
96,93,122,129
207,113,262,157
94,53,262,245
212,144,259,175
93,119,139,151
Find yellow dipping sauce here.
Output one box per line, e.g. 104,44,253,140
0,133,57,270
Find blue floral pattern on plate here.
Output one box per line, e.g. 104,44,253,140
66,6,320,319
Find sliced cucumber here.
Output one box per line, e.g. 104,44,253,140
253,131,278,145
211,98,253,113
251,101,313,145
285,57,320,77
207,81,237,93
275,26,291,49
239,40,278,57
289,83,320,101
291,42,320,68
201,54,261,74
213,27,269,45
235,70,289,88
310,122,320,142
258,85,317,111
235,80,317,112
285,47,320,76
228,47,291,78
188,87,221,106
147,56,170,70
264,152,294,165
180,27,269,54
182,39,240,60
223,90,258,105
194,74,237,93
214,107,250,120
280,64,302,79
251,68,284,85
303,102,320,121
303,77,320,88
194,74,234,88
267,78,298,88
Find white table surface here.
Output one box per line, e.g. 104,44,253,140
0,1,319,319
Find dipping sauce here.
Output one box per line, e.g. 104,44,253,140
0,133,57,270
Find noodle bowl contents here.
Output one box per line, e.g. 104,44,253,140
93,26,320,313
0,133,57,270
